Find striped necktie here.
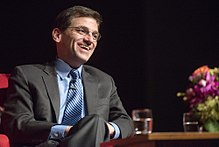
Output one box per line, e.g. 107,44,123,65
62,70,83,125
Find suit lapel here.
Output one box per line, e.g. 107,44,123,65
42,63,60,122
41,64,99,121
82,67,99,115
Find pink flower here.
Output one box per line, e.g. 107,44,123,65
181,66,219,110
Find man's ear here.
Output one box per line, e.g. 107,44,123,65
52,28,62,42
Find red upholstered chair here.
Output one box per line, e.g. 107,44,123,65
0,74,10,147
0,134,10,147
0,73,9,109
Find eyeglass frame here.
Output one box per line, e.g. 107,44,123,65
67,26,101,41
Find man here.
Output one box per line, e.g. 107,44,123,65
2,5,134,147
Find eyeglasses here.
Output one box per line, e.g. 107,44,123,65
68,26,101,41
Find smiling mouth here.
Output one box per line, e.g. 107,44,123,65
79,44,90,50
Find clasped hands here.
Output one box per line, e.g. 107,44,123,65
64,122,115,137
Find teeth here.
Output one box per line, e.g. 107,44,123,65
80,45,90,50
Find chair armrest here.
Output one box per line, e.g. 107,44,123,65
0,134,10,147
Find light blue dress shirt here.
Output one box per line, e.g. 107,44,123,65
49,59,120,140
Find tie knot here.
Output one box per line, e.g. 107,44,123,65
70,70,80,80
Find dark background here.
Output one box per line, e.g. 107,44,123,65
0,0,218,132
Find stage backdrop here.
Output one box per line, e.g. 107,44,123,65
0,0,218,132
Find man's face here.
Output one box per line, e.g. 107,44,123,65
55,17,99,68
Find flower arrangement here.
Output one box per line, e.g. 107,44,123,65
177,65,219,131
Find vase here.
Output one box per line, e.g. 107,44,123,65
203,119,219,132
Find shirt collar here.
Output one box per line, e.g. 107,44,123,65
55,58,83,80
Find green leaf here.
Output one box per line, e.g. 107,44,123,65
204,119,219,132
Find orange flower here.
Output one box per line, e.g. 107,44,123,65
192,65,210,76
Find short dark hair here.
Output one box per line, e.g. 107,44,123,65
53,6,103,31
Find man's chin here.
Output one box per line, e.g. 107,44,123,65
79,55,91,63
77,58,89,65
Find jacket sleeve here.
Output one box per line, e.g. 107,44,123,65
2,66,56,145
108,77,134,138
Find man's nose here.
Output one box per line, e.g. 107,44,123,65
83,36,92,45
84,32,95,41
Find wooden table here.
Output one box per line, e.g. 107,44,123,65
100,132,219,147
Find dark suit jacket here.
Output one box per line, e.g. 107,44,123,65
2,62,134,146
